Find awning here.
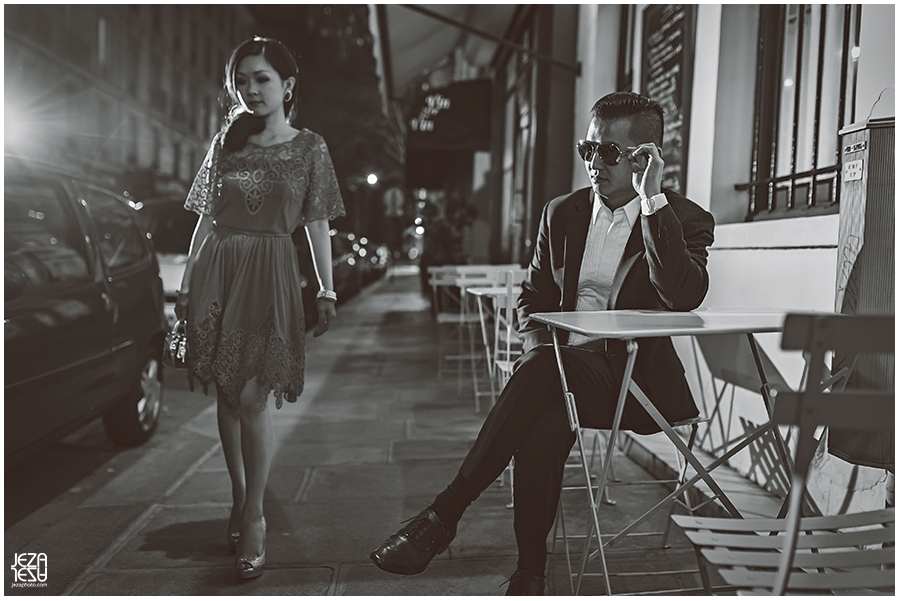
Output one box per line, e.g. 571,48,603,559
380,4,518,98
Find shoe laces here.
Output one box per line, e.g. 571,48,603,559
399,512,442,548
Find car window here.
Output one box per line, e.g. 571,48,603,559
4,175,91,298
132,201,196,255
77,184,151,272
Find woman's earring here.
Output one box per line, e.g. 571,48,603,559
284,90,293,103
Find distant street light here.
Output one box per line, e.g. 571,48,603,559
366,173,378,186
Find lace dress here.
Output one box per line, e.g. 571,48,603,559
183,129,345,413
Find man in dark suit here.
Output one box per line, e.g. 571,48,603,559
370,91,715,594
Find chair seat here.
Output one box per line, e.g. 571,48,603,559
672,507,896,594
720,564,895,594
494,359,517,374
671,415,709,428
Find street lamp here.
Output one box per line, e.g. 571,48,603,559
366,173,378,186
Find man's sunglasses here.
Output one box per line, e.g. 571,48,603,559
576,140,636,166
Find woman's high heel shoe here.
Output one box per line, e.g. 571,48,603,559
235,518,266,579
227,505,242,554
227,531,240,554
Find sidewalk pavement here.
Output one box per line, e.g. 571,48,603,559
7,265,781,595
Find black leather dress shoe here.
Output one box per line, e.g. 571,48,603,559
504,569,545,595
370,508,456,575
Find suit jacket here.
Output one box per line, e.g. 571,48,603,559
517,187,715,434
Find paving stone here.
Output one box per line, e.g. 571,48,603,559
77,565,333,595
273,440,390,467
4,505,147,596
337,556,518,596
78,436,218,508
390,439,476,462
287,418,406,443
274,500,399,565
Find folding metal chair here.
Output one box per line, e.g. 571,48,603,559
429,264,520,403
486,268,526,507
673,312,895,595
428,265,486,395
491,268,527,395
459,265,520,408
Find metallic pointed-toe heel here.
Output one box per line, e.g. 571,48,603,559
236,549,266,579
235,518,266,580
227,531,240,554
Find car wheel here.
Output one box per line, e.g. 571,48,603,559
103,352,163,446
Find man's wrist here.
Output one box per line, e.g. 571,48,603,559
641,192,668,215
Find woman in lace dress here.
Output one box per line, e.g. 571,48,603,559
175,37,344,579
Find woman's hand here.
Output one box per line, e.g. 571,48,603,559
313,297,336,337
175,291,189,321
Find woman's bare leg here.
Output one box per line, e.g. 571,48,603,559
237,378,274,557
217,394,245,538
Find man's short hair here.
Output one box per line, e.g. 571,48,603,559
590,92,664,147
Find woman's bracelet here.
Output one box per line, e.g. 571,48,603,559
317,289,337,302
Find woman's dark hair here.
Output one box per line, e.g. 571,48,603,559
591,91,665,147
221,36,300,152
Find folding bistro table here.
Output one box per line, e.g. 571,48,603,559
531,308,793,594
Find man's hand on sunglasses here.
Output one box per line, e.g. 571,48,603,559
628,143,664,200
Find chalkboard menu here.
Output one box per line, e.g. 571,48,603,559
641,4,696,194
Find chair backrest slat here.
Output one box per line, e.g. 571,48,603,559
781,313,894,354
773,390,895,429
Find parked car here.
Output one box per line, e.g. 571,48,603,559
131,197,197,327
4,156,168,463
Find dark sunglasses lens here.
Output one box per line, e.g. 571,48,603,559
576,142,593,161
597,143,621,165
577,142,621,165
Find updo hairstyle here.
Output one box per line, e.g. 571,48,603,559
221,36,300,152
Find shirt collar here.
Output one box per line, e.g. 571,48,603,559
592,193,641,227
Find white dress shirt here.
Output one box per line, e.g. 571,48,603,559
567,192,666,346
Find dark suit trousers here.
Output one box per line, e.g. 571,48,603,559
433,344,625,573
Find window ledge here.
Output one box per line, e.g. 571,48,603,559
712,213,839,250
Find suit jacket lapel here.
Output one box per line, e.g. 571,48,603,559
563,189,592,311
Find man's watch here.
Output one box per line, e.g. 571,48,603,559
641,193,668,215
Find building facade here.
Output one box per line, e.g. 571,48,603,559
392,3,894,512
5,5,256,197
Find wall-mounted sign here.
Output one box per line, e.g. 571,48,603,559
641,4,696,194
407,79,491,152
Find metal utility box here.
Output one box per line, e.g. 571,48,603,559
832,117,894,470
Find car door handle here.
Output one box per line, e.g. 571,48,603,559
101,292,120,324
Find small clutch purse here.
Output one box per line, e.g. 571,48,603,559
163,320,189,369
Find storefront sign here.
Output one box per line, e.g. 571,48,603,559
641,4,696,194
407,79,491,152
